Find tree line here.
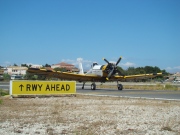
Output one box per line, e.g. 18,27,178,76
117,66,168,76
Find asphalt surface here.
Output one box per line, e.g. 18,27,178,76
1,82,180,101
76,84,180,101
0,82,9,90
77,87,180,100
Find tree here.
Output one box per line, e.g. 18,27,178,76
135,67,145,74
43,64,51,67
117,66,125,75
21,64,28,67
23,72,36,80
126,67,136,75
3,74,10,80
161,69,169,75
24,73,46,80
54,67,67,72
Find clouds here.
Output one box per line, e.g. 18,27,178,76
120,62,136,68
166,66,180,73
0,61,13,67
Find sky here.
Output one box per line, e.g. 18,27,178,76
0,0,180,73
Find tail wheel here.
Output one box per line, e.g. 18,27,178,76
118,84,123,90
91,83,96,90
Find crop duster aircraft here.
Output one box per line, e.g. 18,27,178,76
27,57,163,90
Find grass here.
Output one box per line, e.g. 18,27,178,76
164,84,178,90
97,83,179,90
127,84,178,90
0,89,9,96
0,99,2,105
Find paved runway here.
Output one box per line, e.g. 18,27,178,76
1,82,180,101
76,84,180,101
0,82,9,90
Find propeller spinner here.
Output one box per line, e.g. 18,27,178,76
103,56,122,80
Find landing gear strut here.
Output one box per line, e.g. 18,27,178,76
82,82,85,89
117,81,123,90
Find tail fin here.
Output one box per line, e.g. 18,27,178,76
77,58,84,74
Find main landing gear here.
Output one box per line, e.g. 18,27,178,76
91,83,96,90
82,81,123,90
117,81,123,90
82,82,96,90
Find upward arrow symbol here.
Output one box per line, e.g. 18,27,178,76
19,84,24,91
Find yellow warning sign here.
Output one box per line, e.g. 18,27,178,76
10,80,76,95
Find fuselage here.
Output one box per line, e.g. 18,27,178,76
86,65,108,77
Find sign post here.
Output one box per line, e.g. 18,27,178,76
10,80,76,95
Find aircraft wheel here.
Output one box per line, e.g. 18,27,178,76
91,83,96,90
118,84,123,90
82,86,84,89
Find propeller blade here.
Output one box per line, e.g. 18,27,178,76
103,58,110,64
106,67,114,80
116,56,122,65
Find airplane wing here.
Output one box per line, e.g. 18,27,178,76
27,68,102,82
27,68,162,82
111,73,163,81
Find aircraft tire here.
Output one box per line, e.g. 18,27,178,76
91,83,96,90
118,84,123,90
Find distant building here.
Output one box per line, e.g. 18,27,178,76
172,72,180,81
51,62,79,72
0,68,4,75
0,68,5,80
7,66,28,75
30,64,43,68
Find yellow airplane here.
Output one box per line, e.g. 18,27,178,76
27,57,163,90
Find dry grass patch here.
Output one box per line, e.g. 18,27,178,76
97,83,179,90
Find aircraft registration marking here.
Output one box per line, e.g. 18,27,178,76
10,80,76,95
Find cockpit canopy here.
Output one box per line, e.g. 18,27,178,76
92,65,103,70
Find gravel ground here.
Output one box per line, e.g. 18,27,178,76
0,95,180,135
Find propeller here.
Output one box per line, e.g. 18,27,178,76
116,56,122,66
103,56,123,80
103,58,110,64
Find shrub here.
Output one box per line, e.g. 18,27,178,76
0,89,9,96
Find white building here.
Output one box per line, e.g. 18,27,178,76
172,72,180,82
7,66,28,75
31,64,43,68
